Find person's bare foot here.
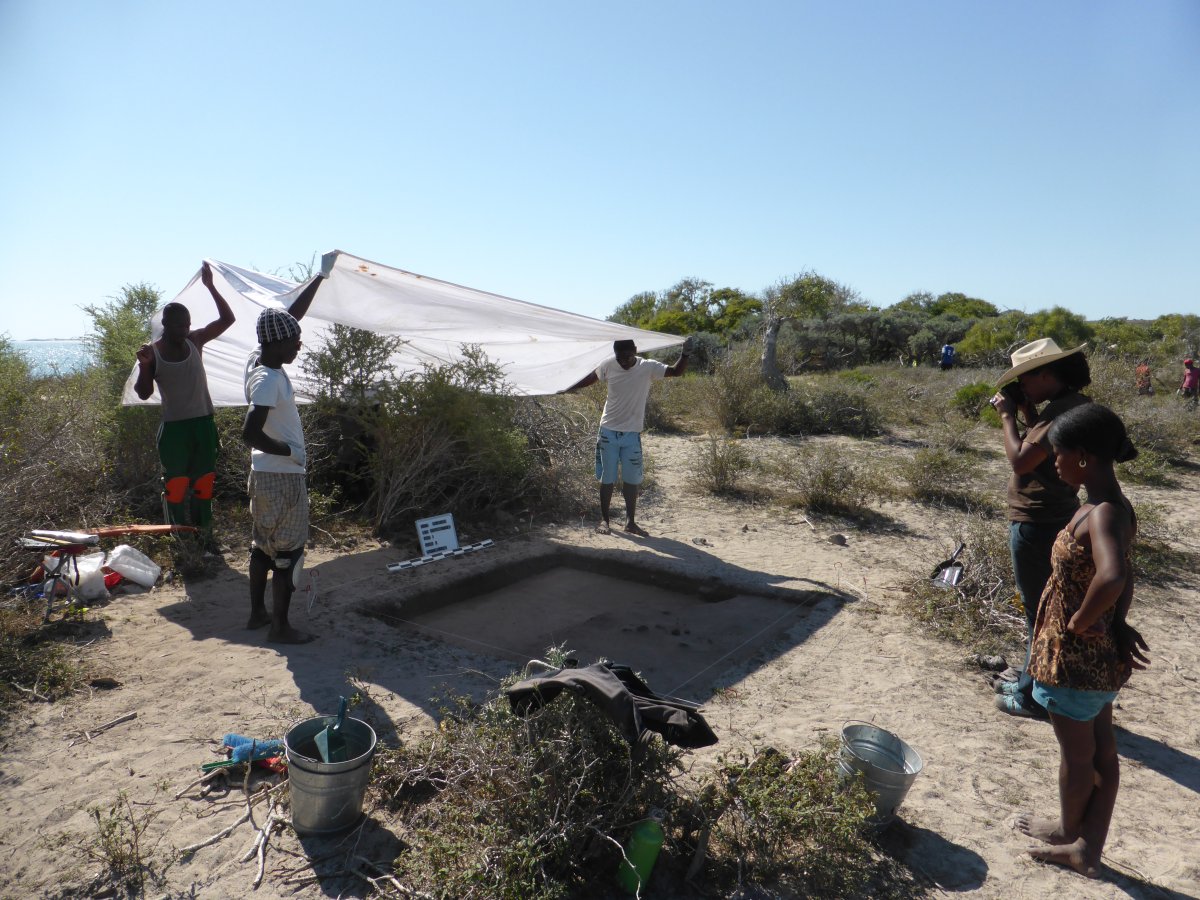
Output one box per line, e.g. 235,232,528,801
624,522,649,537
267,626,315,645
1014,813,1071,845
246,610,272,629
1028,838,1102,878
595,522,611,535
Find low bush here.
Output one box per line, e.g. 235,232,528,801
897,447,993,511
897,514,1024,655
692,743,877,897
371,651,884,899
688,434,752,496
953,381,995,420
772,442,876,514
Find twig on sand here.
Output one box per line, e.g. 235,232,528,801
10,681,50,702
66,711,136,745
179,809,252,856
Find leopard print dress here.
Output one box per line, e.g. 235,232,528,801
1027,507,1133,692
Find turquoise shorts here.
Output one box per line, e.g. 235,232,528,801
595,427,644,485
1032,681,1119,722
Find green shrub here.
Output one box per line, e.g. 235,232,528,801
953,382,995,419
368,347,532,532
773,443,875,513
376,683,682,898
693,742,876,897
688,434,752,496
897,447,993,511
800,383,882,437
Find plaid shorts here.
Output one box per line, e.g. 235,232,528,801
248,471,309,557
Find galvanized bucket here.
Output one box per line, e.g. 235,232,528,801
837,721,922,827
284,715,377,834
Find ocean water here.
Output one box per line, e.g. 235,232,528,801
11,340,95,377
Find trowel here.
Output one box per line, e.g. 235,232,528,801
930,542,965,588
315,696,349,763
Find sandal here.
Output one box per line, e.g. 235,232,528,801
995,693,1047,719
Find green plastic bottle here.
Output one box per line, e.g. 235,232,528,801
616,808,665,894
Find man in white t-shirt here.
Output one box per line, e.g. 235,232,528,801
241,275,323,643
567,338,691,535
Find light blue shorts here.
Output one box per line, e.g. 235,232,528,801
595,427,644,485
1032,681,1119,722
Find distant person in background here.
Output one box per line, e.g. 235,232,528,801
940,342,956,370
1134,359,1153,396
242,275,324,643
990,338,1091,720
565,337,692,536
134,262,235,545
1179,357,1199,407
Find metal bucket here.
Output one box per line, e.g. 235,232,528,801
284,715,377,834
837,721,922,826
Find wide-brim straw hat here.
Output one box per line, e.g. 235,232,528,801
995,338,1088,386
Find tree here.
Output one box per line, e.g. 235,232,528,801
83,283,162,400
607,291,658,329
760,271,858,389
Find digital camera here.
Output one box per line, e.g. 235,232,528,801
1000,381,1026,405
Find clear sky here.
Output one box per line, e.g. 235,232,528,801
2,1,1197,340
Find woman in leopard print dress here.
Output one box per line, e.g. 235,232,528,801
1014,403,1150,879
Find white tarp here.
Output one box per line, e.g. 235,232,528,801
122,250,683,405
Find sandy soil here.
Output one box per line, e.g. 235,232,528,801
1,431,1198,899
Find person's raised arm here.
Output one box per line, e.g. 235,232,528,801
133,342,156,399
990,392,1046,474
666,337,693,378
285,272,326,322
193,262,237,346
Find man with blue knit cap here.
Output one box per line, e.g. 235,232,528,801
242,274,324,644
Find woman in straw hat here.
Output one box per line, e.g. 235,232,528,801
989,338,1091,719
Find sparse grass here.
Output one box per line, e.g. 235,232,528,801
0,605,87,726
51,786,173,897
897,514,1024,656
688,433,752,496
895,447,995,512
771,442,877,514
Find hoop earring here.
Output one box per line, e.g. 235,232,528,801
1078,459,1087,468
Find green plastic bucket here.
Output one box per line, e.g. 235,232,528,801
284,715,377,834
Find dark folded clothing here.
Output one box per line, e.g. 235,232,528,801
506,661,717,750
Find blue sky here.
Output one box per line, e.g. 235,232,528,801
2,1,1196,339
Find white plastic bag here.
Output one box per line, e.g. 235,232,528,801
106,544,161,588
45,551,108,601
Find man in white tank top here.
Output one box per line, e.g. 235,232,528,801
133,263,235,541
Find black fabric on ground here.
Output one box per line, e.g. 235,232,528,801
506,661,718,749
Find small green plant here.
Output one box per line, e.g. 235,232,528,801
76,789,171,895
952,381,995,420
897,447,993,511
0,606,86,726
773,443,875,513
688,434,752,496
691,741,877,896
